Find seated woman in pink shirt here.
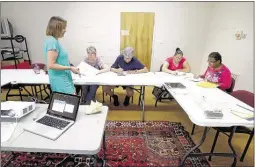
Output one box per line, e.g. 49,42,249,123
162,48,191,74
195,52,232,90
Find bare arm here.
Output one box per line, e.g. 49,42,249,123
110,67,123,73
162,61,176,74
176,61,191,73
98,64,110,74
47,51,71,70
128,67,148,74
136,67,148,73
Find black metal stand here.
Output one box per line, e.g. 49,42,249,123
180,126,237,167
1,35,31,68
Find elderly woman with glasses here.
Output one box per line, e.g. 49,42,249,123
81,46,109,104
195,52,232,90
102,47,148,106
162,47,191,74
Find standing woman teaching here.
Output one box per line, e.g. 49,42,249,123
44,16,80,94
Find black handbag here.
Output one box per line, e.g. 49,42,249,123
152,86,164,98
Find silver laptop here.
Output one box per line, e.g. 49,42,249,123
24,92,81,140
164,82,186,89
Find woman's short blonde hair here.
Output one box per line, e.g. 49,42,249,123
46,16,67,38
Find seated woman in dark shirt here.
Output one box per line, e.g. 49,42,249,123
103,47,148,106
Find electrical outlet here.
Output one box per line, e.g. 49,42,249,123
235,31,247,40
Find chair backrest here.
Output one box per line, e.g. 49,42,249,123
31,63,46,70
231,90,254,108
226,77,236,93
159,64,163,72
1,61,31,69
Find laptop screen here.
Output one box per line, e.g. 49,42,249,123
47,92,81,121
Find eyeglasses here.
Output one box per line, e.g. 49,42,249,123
207,59,217,63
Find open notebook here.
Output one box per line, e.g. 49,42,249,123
197,81,218,88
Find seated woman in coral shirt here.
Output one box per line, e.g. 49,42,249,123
195,52,232,90
162,48,191,74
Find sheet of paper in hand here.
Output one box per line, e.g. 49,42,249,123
77,61,99,76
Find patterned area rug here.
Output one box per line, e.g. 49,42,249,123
1,121,210,167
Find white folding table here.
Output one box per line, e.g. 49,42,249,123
1,69,254,166
1,69,162,121
1,104,109,165
154,72,254,167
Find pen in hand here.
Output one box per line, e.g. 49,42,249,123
118,64,124,73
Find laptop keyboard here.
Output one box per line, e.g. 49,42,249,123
37,115,70,130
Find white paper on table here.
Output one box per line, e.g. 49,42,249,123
1,122,17,143
77,61,99,76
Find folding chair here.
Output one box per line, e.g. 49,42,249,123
152,64,174,107
209,90,254,162
191,73,238,135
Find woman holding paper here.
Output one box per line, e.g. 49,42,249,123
80,46,109,104
195,52,232,90
44,16,80,95
162,48,191,74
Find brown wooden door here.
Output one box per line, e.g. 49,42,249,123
120,12,155,70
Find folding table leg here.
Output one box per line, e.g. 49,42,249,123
180,127,209,166
209,130,220,161
228,126,237,167
39,85,43,100
31,86,35,96
191,124,196,135
141,86,146,122
180,126,237,167
19,87,23,101
103,131,106,157
240,129,254,161
23,86,35,98
43,84,50,100
6,88,11,101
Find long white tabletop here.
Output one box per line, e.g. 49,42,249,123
1,104,108,155
154,72,254,128
1,69,161,86
1,69,253,128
